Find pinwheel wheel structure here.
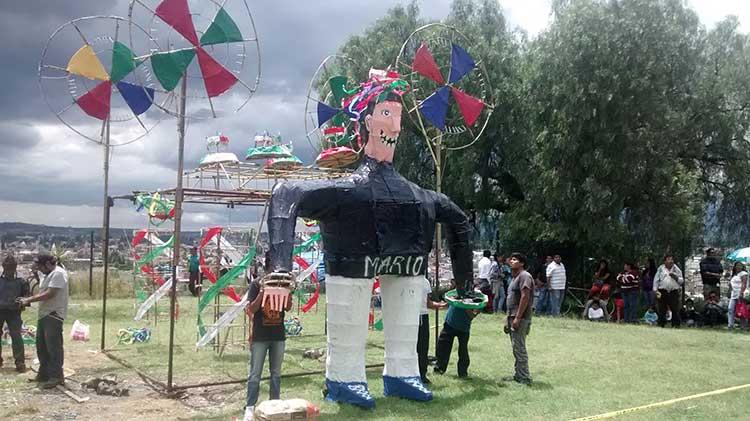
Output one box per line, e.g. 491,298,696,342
413,42,485,133
129,0,261,118
396,23,494,151
126,0,262,392
38,16,162,145
304,55,361,169
396,24,494,349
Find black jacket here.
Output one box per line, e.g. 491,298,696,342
699,257,723,286
0,275,29,311
268,157,473,284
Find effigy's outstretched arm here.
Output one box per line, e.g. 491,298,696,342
433,192,473,297
267,179,340,273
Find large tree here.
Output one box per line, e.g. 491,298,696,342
503,0,721,267
326,0,750,282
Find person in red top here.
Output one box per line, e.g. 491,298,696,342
588,259,612,302
617,262,641,323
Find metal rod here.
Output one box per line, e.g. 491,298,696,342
434,133,442,352
102,350,169,394
167,75,188,392
172,364,386,391
88,230,94,297
100,118,111,351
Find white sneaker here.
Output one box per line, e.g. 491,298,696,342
243,406,254,421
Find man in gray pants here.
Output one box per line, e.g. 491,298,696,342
18,254,69,389
504,252,534,385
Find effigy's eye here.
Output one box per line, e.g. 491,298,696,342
382,109,390,117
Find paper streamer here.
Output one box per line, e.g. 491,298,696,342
197,246,256,336
292,232,321,255
198,226,223,283
137,235,174,267
134,279,173,321
131,230,167,287
196,291,249,348
293,255,323,313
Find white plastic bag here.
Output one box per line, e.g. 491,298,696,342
70,320,90,342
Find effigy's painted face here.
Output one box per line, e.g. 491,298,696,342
364,100,403,162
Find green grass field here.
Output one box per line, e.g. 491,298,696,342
5,294,750,420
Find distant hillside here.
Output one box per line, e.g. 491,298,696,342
0,222,221,245
0,222,103,236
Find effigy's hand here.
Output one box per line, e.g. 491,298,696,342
262,271,295,288
260,272,295,312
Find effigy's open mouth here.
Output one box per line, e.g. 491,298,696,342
379,130,398,148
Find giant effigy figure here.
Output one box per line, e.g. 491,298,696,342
266,70,473,408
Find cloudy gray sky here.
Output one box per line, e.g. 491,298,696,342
0,0,747,230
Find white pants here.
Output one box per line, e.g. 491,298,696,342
325,275,423,382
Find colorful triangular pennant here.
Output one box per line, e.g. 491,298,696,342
328,75,350,106
317,101,340,127
200,7,243,46
76,81,112,120
451,87,484,127
412,42,444,85
448,43,476,84
67,45,110,82
110,41,140,83
117,81,155,116
150,49,196,91
196,47,238,97
155,0,200,46
419,86,451,131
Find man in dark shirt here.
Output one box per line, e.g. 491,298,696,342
504,252,534,385
0,255,30,372
699,248,723,300
244,279,292,419
187,247,201,297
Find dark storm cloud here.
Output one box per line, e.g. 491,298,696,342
0,0,451,226
0,121,42,151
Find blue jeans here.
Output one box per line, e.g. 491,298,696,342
623,289,639,322
641,290,655,309
247,340,285,408
547,289,564,316
535,286,548,314
493,284,506,313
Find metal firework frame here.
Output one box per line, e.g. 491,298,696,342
100,160,350,392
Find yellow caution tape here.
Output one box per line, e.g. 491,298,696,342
573,383,750,420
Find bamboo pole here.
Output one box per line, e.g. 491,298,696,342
100,118,111,351
167,76,188,392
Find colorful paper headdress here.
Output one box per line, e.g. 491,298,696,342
343,69,410,122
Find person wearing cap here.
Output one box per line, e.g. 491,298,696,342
264,70,473,409
0,254,30,372
17,253,69,388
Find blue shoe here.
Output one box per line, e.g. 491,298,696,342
383,376,433,401
324,379,375,409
